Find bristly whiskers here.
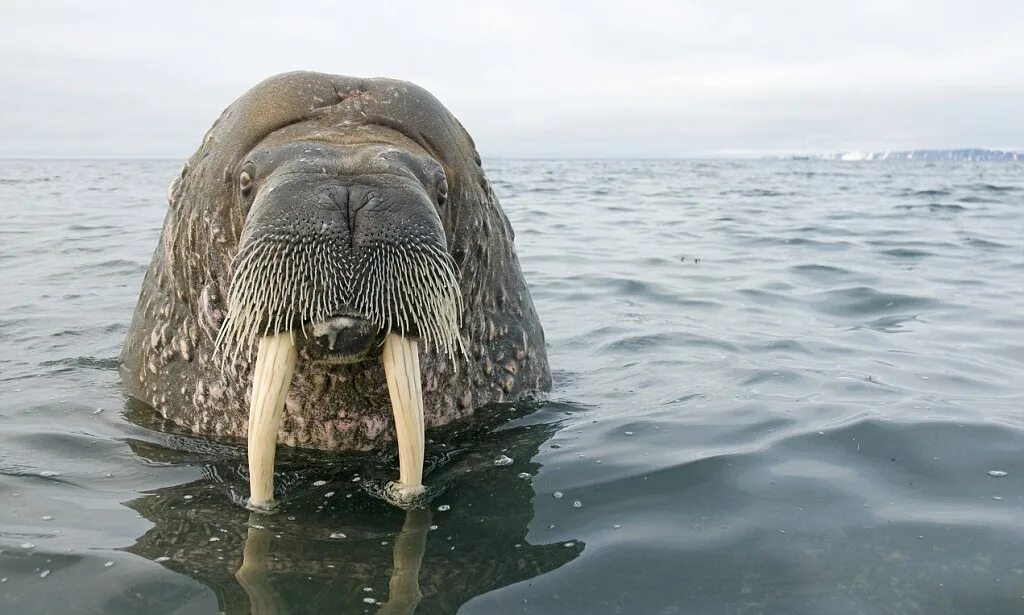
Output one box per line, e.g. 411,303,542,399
215,235,465,365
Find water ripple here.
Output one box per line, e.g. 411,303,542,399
2,158,1024,613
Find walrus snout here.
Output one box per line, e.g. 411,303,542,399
217,140,463,360
222,142,465,509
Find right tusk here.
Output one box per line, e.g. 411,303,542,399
382,333,426,505
246,331,297,511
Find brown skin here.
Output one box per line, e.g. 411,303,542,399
120,71,551,451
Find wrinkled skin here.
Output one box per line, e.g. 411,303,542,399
120,71,551,451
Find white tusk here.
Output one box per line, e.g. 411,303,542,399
246,331,297,511
382,333,426,503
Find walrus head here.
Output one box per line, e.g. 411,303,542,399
220,141,469,509
122,71,551,512
217,141,463,363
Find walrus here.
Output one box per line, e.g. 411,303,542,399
120,71,551,510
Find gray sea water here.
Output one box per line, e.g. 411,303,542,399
1,158,1022,614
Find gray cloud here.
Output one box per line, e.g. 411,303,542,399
1,0,1021,158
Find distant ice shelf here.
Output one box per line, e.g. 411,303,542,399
813,149,1021,162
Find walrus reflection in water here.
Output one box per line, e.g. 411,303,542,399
120,72,551,509
123,408,582,614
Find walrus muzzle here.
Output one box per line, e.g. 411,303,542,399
216,142,463,510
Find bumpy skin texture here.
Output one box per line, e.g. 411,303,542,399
120,71,551,451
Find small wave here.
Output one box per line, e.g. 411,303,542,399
811,286,937,318
879,247,935,258
39,356,119,371
787,263,857,282
601,331,739,353
894,203,967,212
899,188,951,197
0,466,75,486
852,313,921,333
963,237,1012,249
738,368,806,387
724,188,796,198
66,223,120,232
956,195,998,204
557,274,722,309
742,339,813,356
747,236,855,251
967,183,1019,193
0,176,55,186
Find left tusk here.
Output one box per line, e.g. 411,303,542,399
382,333,426,505
246,332,297,511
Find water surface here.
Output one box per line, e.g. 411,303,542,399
1,159,1023,614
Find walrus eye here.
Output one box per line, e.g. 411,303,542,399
436,177,448,208
239,170,253,194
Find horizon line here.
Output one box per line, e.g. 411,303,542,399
2,147,1022,163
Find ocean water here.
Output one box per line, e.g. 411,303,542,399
1,158,1022,614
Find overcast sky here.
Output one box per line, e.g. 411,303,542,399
2,1,1022,158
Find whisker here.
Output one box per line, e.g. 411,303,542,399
216,234,464,367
